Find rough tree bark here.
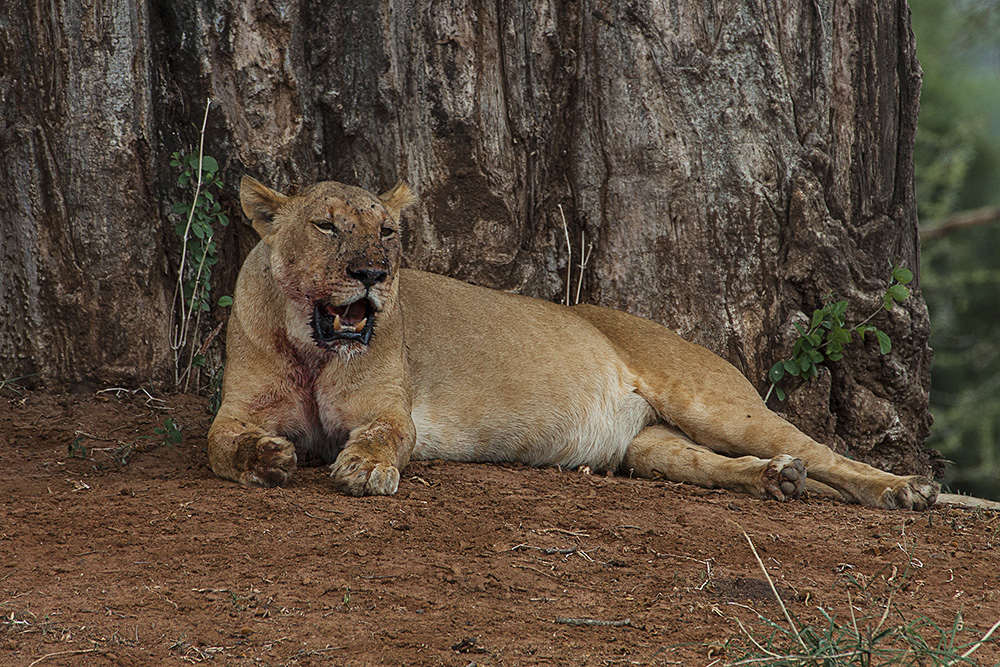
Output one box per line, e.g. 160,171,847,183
0,0,939,476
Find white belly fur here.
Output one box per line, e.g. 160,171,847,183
411,372,656,472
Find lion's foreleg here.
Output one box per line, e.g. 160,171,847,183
329,411,415,496
208,414,298,488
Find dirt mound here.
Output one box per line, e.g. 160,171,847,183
2,391,998,666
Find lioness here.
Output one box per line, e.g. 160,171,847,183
208,176,939,510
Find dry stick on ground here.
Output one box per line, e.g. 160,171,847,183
742,530,809,653
27,647,103,667
555,617,632,628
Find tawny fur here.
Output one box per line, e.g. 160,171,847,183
208,177,940,510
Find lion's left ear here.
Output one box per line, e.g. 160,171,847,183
379,181,416,221
240,176,289,240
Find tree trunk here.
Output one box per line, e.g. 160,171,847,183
1,0,170,386
0,0,938,476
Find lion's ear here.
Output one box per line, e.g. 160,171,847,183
240,176,289,239
379,181,416,221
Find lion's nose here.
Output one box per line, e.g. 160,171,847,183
349,268,388,287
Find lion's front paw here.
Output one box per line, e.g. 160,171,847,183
877,476,939,511
762,455,806,501
241,436,297,488
330,450,400,497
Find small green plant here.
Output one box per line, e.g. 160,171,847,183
725,604,999,666
765,266,914,402
722,531,1000,666
104,419,183,468
67,435,90,459
0,372,41,396
168,99,232,392
152,418,184,445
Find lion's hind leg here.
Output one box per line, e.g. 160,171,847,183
621,425,806,501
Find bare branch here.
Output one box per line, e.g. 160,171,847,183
920,204,1000,242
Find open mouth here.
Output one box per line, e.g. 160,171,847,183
310,297,377,347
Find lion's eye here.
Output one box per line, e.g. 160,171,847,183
380,226,397,239
313,220,336,233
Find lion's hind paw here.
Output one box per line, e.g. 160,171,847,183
878,476,939,511
762,455,806,501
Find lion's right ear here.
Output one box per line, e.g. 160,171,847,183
240,176,289,239
379,181,417,222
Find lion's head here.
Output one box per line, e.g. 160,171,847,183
239,176,416,354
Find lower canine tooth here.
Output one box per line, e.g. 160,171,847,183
353,318,367,333
333,314,343,331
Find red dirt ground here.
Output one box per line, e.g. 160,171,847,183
2,389,998,667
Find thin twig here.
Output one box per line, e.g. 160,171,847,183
555,616,631,628
727,651,864,666
921,203,1000,242
742,531,808,653
511,544,580,556
170,98,212,386
559,204,571,305
27,647,102,667
536,527,590,538
574,230,593,305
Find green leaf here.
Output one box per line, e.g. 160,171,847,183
775,386,786,401
783,360,801,377
218,295,233,307
808,349,824,364
811,309,825,330
827,350,843,362
832,300,849,319
201,156,219,173
793,322,806,336
192,354,206,368
769,362,786,383
829,327,851,345
798,356,812,374
806,332,822,348
887,284,910,304
892,266,913,285
875,329,892,354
